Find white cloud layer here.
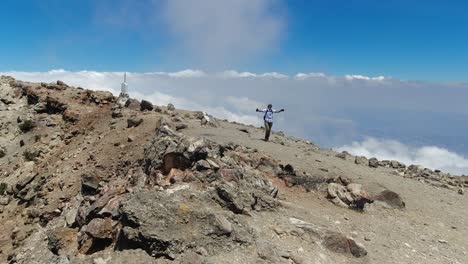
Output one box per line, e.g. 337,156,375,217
337,137,468,175
2,69,468,174
344,74,386,81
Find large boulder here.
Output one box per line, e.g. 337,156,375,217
116,189,252,259
143,125,220,175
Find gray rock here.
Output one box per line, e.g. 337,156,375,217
140,100,154,111
167,103,175,111
209,214,233,236
379,160,391,167
390,160,405,169
176,123,188,131
368,158,379,168
323,232,367,258
0,146,6,158
327,182,372,209
116,190,252,259
195,160,212,171
200,112,219,127
85,218,114,240
355,156,368,166
56,80,69,87
81,172,100,195
116,95,129,108
112,108,123,118
0,195,10,205
127,117,143,128
336,151,352,160
256,240,282,263
373,190,405,209
65,195,83,227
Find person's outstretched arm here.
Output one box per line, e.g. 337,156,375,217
273,109,285,113
256,108,267,112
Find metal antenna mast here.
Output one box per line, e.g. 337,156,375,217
121,72,129,96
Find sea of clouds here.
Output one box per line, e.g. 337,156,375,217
2,69,468,175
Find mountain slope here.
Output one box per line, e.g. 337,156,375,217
0,76,467,264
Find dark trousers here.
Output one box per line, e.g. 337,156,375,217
264,121,273,141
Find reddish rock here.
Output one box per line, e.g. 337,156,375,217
85,218,114,240
47,227,79,255
63,109,80,123
323,232,367,258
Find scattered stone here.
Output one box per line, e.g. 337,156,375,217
65,195,83,227
125,99,141,110
0,146,6,158
323,232,367,258
167,103,175,111
355,156,368,166
127,117,143,128
140,100,154,111
85,217,114,240
63,109,80,123
111,108,123,118
195,160,212,171
56,80,69,87
373,190,405,209
116,95,129,108
200,112,219,127
336,151,351,160
327,181,372,209
81,172,100,195
368,158,379,168
0,182,7,195
0,196,10,205
176,123,188,131
390,160,405,169
23,148,41,161
128,135,135,142
18,119,36,133
256,240,282,263
209,214,233,236
47,227,78,255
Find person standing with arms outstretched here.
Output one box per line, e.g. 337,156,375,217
256,104,284,141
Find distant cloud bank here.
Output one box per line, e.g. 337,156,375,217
337,137,468,175
3,69,468,174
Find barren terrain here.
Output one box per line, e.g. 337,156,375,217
0,76,467,264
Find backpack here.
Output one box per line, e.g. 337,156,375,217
263,109,273,121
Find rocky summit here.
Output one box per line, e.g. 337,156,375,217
0,76,467,264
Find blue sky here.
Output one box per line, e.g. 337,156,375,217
1,0,468,81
